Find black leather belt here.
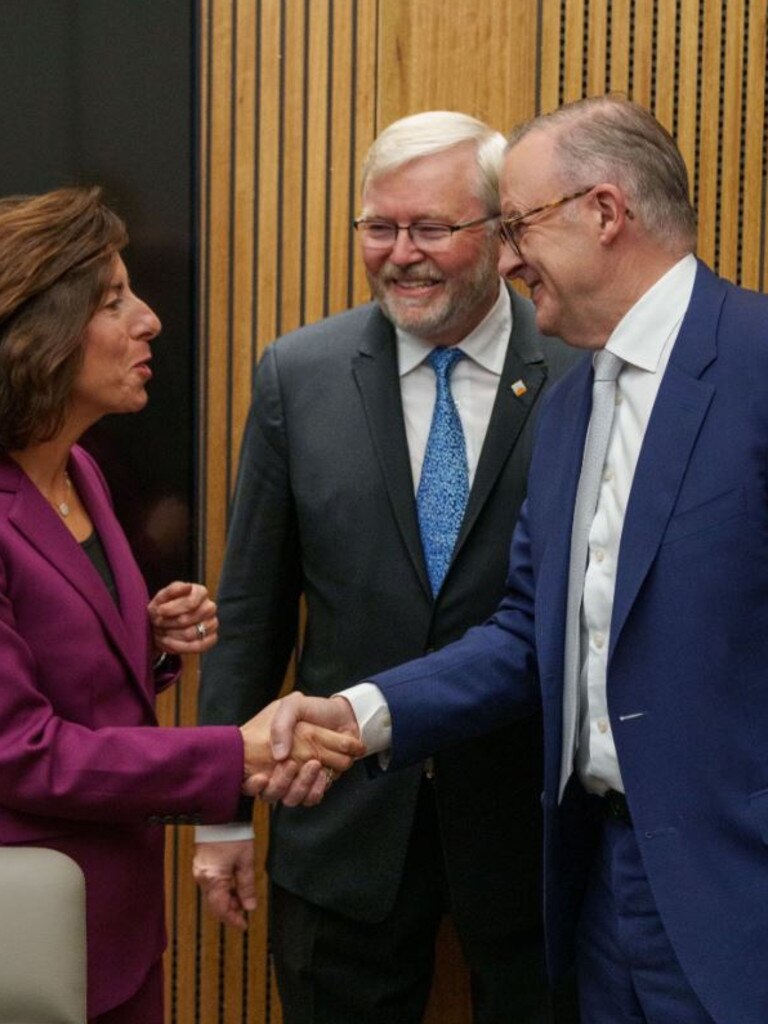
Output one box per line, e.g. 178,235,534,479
601,789,632,827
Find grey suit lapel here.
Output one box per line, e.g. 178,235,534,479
455,289,548,551
351,292,550,596
351,309,431,597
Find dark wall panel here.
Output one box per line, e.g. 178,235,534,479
0,0,196,593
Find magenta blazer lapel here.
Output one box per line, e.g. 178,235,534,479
2,449,154,710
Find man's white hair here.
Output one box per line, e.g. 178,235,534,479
361,111,506,214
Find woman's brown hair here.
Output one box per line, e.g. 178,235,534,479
0,186,128,451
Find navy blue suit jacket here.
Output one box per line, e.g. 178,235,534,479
373,261,768,1024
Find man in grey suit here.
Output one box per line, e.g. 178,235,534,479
194,111,579,1024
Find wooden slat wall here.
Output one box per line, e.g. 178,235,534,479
158,2,768,1021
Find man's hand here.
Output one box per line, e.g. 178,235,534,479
271,692,360,757
193,840,255,930
242,693,362,805
148,581,218,655
239,697,364,806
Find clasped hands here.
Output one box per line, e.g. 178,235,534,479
195,694,362,929
146,585,361,802
239,692,363,807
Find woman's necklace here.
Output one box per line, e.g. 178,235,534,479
50,473,72,517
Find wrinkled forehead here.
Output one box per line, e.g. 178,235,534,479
360,146,483,217
500,129,565,213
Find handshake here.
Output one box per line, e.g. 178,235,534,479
238,692,365,806
196,694,364,929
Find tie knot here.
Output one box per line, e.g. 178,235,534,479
592,348,623,382
427,346,464,381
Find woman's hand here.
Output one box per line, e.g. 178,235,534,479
239,698,364,806
147,581,218,655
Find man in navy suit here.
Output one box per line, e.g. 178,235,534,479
194,111,579,1023
268,95,768,1024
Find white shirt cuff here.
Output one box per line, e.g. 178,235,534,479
338,682,392,767
195,822,255,843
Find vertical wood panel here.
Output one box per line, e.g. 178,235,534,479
719,0,745,281
696,0,723,267
563,0,586,101
631,1,655,106
350,0,379,303
676,0,702,193
586,0,609,97
254,0,282,362
377,0,539,134
325,0,357,314
279,0,307,338
181,3,768,1022
653,0,677,128
539,0,564,113
231,0,259,477
742,0,767,290
608,0,632,94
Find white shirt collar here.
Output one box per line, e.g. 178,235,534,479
603,253,697,373
396,280,510,377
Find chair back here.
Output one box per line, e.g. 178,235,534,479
0,848,87,1024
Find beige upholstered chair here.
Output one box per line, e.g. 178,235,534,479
0,848,87,1023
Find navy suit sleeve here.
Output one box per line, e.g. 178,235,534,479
372,500,541,768
199,344,302,728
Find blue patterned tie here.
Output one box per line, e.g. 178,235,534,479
417,347,469,595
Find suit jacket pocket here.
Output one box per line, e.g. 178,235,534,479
662,486,745,546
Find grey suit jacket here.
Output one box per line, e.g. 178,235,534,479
200,289,582,927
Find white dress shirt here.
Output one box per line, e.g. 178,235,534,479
576,253,696,793
399,279,510,490
197,281,510,842
347,255,698,771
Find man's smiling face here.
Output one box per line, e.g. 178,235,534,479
360,144,500,347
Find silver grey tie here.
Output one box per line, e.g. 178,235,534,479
559,349,624,800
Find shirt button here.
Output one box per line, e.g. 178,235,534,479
593,548,605,563
597,718,609,734
593,632,605,649
615,392,623,405
603,467,614,482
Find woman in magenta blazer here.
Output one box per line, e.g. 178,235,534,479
0,187,357,1024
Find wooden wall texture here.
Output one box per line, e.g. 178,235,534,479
157,1,768,1021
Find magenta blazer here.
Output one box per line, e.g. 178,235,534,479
0,445,243,1017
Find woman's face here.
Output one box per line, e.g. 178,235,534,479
68,256,161,425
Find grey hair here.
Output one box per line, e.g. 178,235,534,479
361,110,506,214
507,95,697,250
